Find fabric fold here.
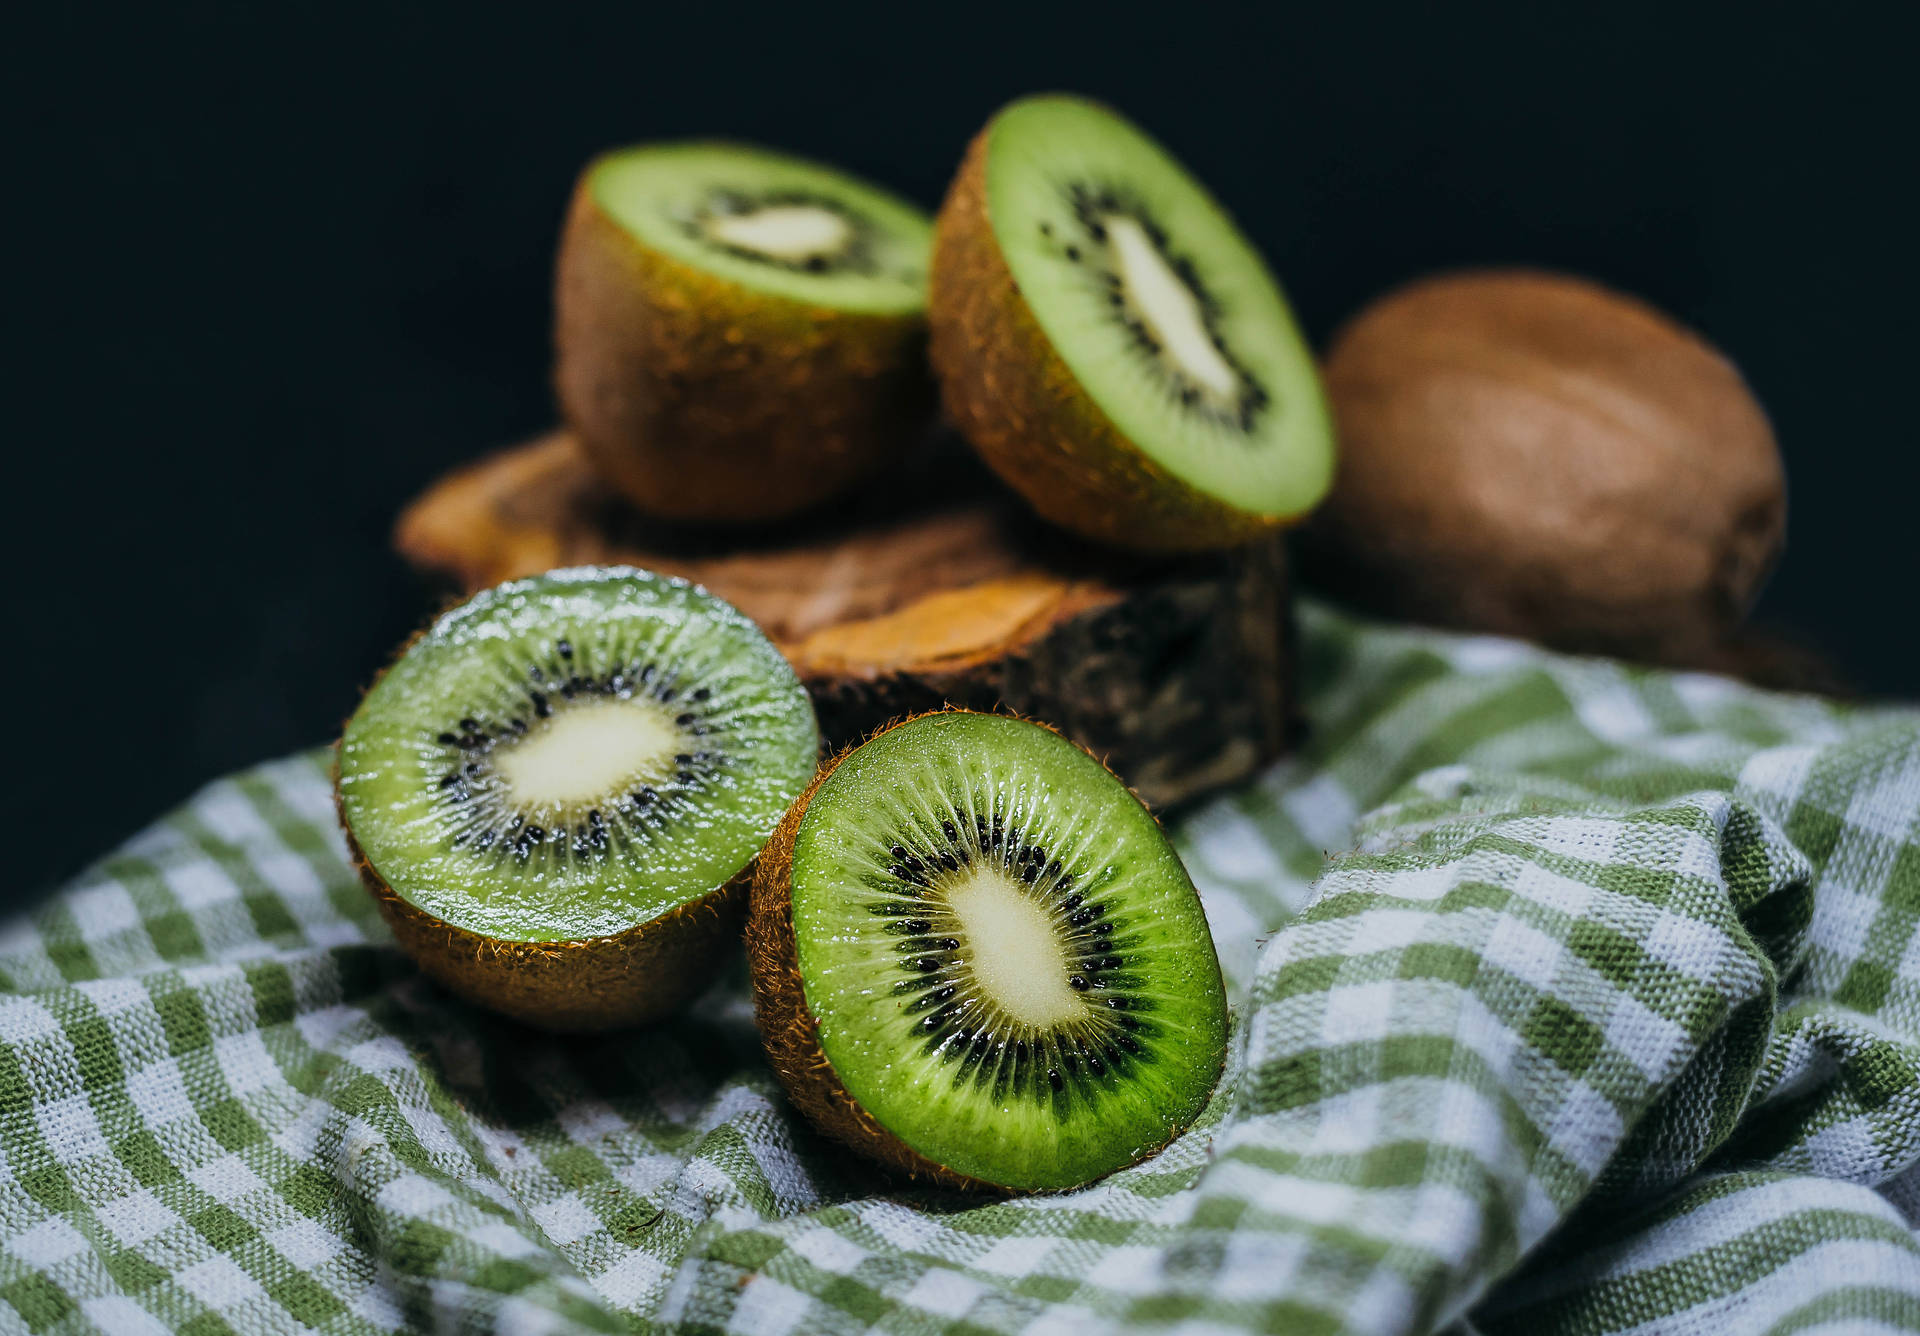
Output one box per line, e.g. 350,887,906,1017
3,605,1916,1334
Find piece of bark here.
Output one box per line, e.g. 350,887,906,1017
395,432,1293,808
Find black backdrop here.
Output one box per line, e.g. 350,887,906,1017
13,3,1915,901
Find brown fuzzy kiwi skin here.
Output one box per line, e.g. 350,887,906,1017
1303,269,1787,662
554,166,935,525
928,126,1282,555
333,757,746,1033
746,709,1222,1193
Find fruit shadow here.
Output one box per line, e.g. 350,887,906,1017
354,955,964,1211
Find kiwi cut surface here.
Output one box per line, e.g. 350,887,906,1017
749,711,1228,1191
556,142,936,524
336,566,818,1030
931,95,1335,551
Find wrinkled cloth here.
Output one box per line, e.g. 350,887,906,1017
3,602,1916,1335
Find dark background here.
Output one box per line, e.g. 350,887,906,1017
13,4,1915,902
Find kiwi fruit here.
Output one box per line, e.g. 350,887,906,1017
1302,269,1787,661
748,710,1228,1192
555,142,936,524
929,95,1335,553
335,566,818,1031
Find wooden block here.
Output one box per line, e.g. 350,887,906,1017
395,432,1293,808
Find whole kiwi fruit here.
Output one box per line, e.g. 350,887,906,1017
1302,269,1786,660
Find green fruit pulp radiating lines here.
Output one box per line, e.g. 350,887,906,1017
592,142,933,313
336,567,819,943
984,95,1334,517
787,712,1227,1190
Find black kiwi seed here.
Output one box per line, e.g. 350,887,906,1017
556,639,572,659
943,819,958,842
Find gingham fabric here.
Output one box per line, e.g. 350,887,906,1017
3,602,1917,1335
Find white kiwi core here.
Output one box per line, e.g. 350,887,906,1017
704,205,852,261
1104,213,1239,400
941,866,1084,1028
492,698,682,810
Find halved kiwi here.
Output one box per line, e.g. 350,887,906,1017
555,142,936,524
748,710,1228,1191
930,95,1335,552
335,566,818,1031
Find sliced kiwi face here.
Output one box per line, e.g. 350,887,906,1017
590,143,932,313
767,712,1227,1191
931,95,1335,550
338,567,818,946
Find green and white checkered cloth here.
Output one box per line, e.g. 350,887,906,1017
4,602,1917,1335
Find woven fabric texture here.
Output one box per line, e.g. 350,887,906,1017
3,602,1917,1335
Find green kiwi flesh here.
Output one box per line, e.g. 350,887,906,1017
765,712,1227,1190
590,143,933,311
336,567,818,1023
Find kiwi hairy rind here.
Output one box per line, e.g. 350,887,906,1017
747,708,1227,1192
341,785,748,1032
929,98,1333,553
555,146,936,525
1303,268,1787,660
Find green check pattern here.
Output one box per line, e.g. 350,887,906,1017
3,601,1917,1334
